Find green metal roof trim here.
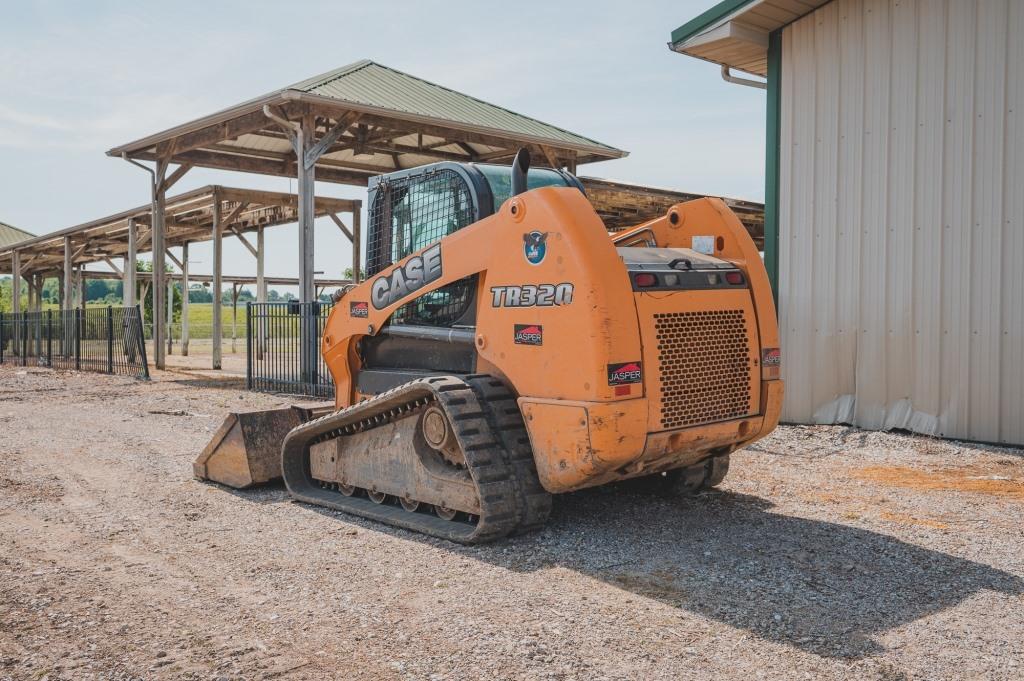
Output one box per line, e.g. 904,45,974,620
0,221,34,249
670,0,757,47
290,60,621,154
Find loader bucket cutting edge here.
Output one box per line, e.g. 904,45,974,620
193,407,305,489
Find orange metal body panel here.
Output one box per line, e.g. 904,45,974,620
320,189,783,494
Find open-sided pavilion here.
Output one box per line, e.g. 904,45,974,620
0,186,359,368
104,59,627,370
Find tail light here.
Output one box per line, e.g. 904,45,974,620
633,273,657,288
725,271,745,285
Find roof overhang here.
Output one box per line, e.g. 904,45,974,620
107,61,626,184
669,0,830,77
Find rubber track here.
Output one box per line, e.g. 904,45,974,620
281,375,525,544
464,375,552,534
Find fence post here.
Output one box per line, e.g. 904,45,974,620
21,313,28,366
246,302,253,390
106,306,114,374
46,310,52,367
0,311,4,364
136,305,150,380
74,308,81,370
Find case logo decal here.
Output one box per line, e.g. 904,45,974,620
514,324,543,346
607,361,643,386
491,283,573,308
523,231,548,265
349,301,369,318
371,244,443,310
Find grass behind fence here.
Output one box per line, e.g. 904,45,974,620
32,302,250,340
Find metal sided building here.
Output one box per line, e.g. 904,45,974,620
670,0,1024,445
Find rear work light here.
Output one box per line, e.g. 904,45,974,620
725,271,745,285
633,272,658,288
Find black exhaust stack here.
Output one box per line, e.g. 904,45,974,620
510,148,531,197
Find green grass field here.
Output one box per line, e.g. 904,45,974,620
177,302,249,339
23,301,251,340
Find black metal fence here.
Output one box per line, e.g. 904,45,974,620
246,302,333,398
0,306,149,379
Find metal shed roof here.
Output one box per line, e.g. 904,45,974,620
292,60,616,153
0,221,34,249
107,59,626,180
669,0,828,76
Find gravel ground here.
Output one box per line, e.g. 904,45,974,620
1,365,1022,680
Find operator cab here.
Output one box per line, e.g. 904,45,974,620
365,161,582,276
358,159,584,394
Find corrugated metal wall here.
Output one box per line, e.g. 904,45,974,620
778,0,1024,445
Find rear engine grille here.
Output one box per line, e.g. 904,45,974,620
655,310,752,429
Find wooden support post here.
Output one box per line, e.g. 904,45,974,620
125,219,137,308
11,250,21,314
63,237,73,310
296,113,317,383
211,194,223,370
152,162,167,370
256,227,266,303
231,283,239,354
256,226,266,361
122,257,129,302
166,275,174,356
74,267,84,310
181,242,189,356
352,203,361,282
297,115,316,304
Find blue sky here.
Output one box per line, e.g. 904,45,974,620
0,0,766,291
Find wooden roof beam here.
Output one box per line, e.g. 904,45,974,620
305,112,362,169
134,148,371,186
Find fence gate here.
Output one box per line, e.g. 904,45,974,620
246,302,333,398
0,306,149,379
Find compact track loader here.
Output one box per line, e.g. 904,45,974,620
195,151,783,543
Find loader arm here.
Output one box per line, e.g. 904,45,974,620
322,184,640,409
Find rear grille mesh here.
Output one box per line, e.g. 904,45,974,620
655,310,752,429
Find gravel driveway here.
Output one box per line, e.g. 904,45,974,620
1,365,1022,680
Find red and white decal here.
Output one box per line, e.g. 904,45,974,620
513,324,543,346
350,301,369,318
607,361,642,386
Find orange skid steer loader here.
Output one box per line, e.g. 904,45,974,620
194,151,783,543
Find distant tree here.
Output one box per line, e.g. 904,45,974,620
188,285,212,304
135,260,182,326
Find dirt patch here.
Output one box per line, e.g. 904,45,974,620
854,464,1024,499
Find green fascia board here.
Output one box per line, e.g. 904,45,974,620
670,0,758,47
763,29,782,303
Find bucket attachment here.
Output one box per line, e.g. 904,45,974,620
194,404,333,488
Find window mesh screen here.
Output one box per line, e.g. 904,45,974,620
367,169,478,327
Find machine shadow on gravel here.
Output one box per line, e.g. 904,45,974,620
219,479,1023,660
513,488,1024,659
